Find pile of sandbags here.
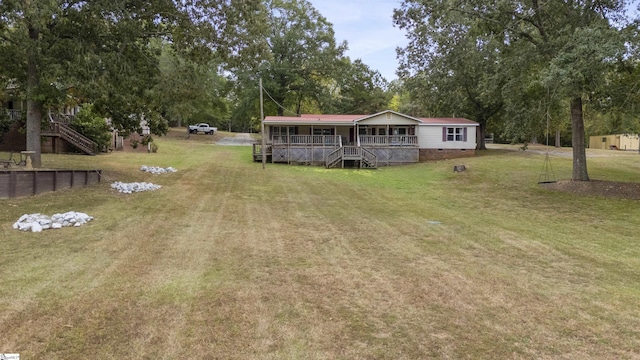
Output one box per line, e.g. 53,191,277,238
140,165,177,174
13,211,94,232
111,181,161,194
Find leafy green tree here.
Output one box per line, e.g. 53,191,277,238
70,105,112,151
394,10,506,149
0,0,265,167
151,41,232,129
394,0,635,180
233,0,346,119
328,59,391,114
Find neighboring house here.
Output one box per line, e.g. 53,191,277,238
1,92,99,155
589,134,639,151
253,110,478,168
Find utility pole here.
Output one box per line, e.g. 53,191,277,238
260,78,266,169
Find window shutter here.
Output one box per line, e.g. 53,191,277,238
442,127,447,142
463,127,468,142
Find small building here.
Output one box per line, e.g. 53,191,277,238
253,110,478,168
589,134,639,151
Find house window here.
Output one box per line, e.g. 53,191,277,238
378,128,386,136
313,128,332,135
271,126,298,139
359,126,368,135
443,127,467,142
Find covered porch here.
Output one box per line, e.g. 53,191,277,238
268,133,418,147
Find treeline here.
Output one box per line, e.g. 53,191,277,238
1,0,639,176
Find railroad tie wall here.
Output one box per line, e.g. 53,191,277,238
0,169,102,199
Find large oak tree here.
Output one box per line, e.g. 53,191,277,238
0,0,265,167
394,0,635,180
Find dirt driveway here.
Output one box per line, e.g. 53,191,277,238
486,143,639,158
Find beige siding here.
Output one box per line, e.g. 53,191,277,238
358,113,418,125
589,134,640,151
620,135,639,150
418,125,477,149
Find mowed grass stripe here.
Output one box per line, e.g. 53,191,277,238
1,130,640,359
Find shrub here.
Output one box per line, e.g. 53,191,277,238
150,142,158,153
141,135,153,146
0,110,12,142
70,105,112,150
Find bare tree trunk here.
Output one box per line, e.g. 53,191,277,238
570,97,589,181
26,22,42,168
555,128,561,148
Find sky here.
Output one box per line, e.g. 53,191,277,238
309,0,640,83
308,0,408,82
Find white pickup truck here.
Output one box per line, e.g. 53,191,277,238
188,123,217,135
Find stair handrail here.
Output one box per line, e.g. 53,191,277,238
53,122,99,154
325,147,343,168
361,147,377,168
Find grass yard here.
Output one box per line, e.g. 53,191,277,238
1,130,640,359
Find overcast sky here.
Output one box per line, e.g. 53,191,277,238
308,0,408,82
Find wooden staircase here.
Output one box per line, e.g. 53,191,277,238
326,146,377,169
43,122,99,155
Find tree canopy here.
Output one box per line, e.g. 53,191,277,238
0,0,266,167
394,0,638,180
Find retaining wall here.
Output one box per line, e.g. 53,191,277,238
0,169,102,199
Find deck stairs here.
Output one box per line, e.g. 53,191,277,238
42,122,99,155
326,146,377,169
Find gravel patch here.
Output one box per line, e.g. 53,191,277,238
217,133,255,146
13,211,94,232
111,181,162,193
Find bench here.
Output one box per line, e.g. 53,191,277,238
1,151,27,168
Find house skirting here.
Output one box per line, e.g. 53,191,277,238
419,148,476,161
271,146,419,166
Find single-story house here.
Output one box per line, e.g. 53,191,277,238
253,110,478,168
589,134,639,151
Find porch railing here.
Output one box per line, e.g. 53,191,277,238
359,135,418,146
48,113,75,124
270,135,417,147
7,109,22,120
272,135,342,146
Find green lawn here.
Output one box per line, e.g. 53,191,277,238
1,131,639,359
